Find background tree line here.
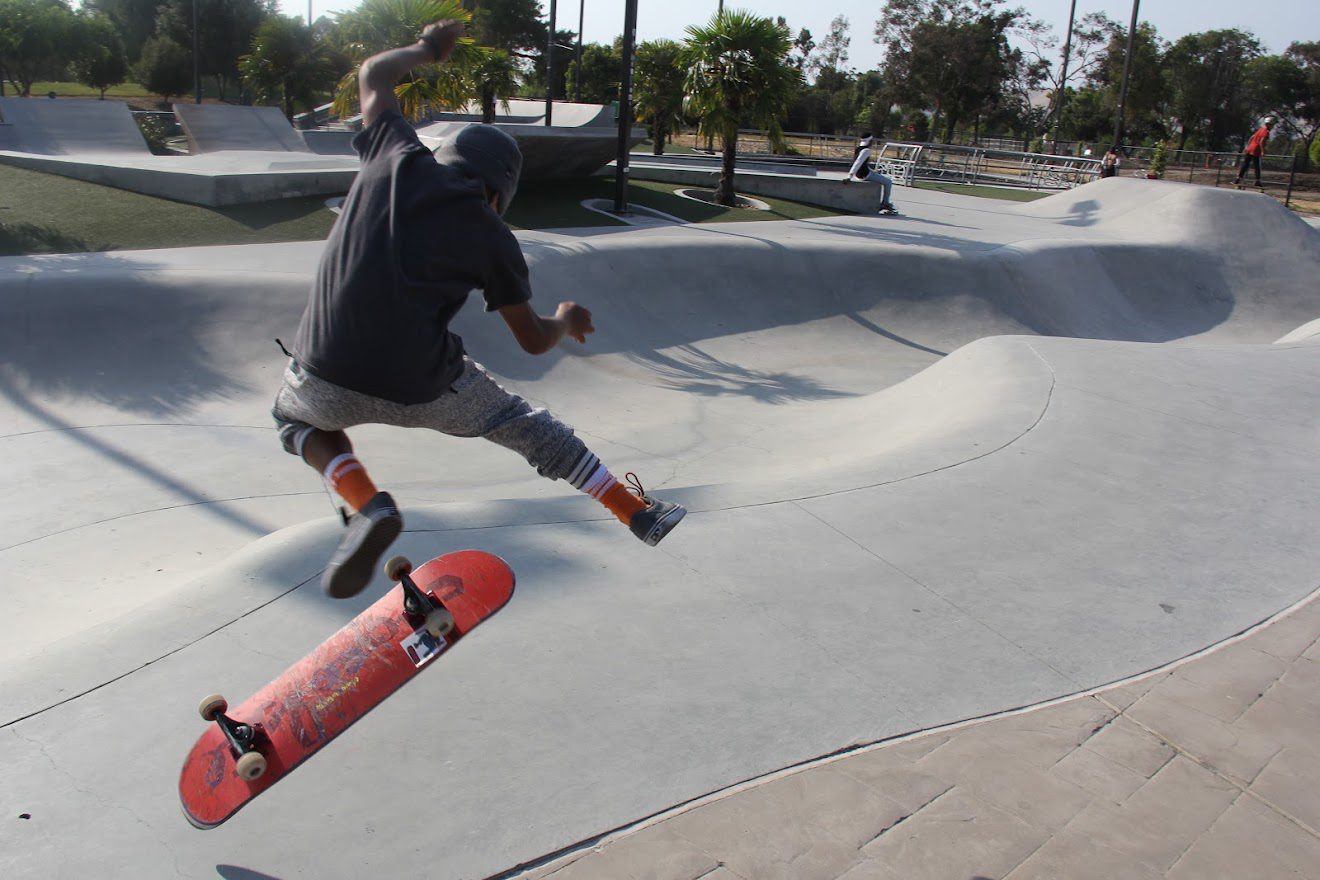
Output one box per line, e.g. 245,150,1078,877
1,0,1316,169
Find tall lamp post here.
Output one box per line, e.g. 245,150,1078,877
192,0,201,104
574,0,585,103
1050,0,1077,155
544,0,557,125
1112,0,1141,150
613,0,639,213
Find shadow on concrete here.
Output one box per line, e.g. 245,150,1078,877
0,373,272,540
217,866,285,880
626,343,854,403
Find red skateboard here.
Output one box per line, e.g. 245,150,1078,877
179,550,515,829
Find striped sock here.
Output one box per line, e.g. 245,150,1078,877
323,453,379,512
566,452,646,523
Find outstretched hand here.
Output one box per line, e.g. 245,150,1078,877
556,302,595,344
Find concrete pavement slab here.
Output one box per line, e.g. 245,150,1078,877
3,178,1319,878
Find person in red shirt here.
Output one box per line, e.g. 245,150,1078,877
1233,117,1275,189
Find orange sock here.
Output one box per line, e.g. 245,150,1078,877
599,482,646,524
324,454,379,511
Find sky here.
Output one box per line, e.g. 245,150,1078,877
284,1,1318,72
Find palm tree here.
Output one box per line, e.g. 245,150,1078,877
634,39,686,156
466,48,519,124
329,0,482,122
240,15,342,121
681,10,800,206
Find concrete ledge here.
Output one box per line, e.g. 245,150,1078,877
624,160,881,212
0,150,358,206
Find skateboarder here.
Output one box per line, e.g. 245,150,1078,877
1233,117,1275,189
272,20,686,599
847,133,898,214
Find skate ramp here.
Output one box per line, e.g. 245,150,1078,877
0,96,150,155
173,102,312,153
2,179,1319,878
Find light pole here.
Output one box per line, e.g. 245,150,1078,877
574,0,584,103
192,0,201,104
544,0,557,125
613,0,638,212
1050,0,1077,155
1112,0,1141,150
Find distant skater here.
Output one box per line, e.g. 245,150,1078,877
1100,145,1121,179
1233,117,1275,189
272,20,686,599
848,133,898,214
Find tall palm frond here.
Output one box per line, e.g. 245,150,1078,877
681,9,799,204
329,0,481,121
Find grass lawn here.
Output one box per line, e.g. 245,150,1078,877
0,164,845,255
0,163,339,255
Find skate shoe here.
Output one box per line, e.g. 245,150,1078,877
623,473,687,546
323,491,403,599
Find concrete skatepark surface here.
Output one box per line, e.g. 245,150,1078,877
1,179,1318,878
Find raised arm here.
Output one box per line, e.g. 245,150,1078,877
359,19,464,129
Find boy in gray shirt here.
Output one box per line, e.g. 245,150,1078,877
273,20,685,598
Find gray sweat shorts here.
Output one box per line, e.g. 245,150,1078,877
271,357,588,482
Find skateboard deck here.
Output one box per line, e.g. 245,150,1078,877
179,549,515,829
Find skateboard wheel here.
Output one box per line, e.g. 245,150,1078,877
425,607,455,638
384,555,413,581
198,694,228,721
235,750,267,781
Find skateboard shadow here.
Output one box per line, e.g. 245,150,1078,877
216,866,284,880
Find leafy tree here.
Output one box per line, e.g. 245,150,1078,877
1082,19,1166,146
72,12,129,99
810,15,849,80
461,0,544,56
1284,42,1320,166
1017,10,1112,147
82,0,158,64
330,0,482,121
875,0,1023,142
239,14,341,120
466,47,518,122
681,9,799,206
134,34,191,103
1164,29,1261,150
565,42,620,105
0,0,77,96
155,0,275,102
789,27,814,72
633,38,684,153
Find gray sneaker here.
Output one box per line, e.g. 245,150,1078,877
623,474,687,546
323,491,403,599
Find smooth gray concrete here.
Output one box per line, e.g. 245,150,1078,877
1,179,1318,879
0,107,643,204
0,96,151,155
173,103,313,154
521,592,1320,880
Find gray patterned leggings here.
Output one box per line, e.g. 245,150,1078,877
271,358,589,482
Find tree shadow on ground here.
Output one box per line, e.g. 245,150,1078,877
0,221,111,256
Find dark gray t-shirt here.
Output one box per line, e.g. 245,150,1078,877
292,111,531,404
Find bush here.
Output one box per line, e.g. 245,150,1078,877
1150,141,1168,178
135,114,173,154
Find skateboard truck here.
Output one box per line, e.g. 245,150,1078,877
384,555,455,638
198,695,268,781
